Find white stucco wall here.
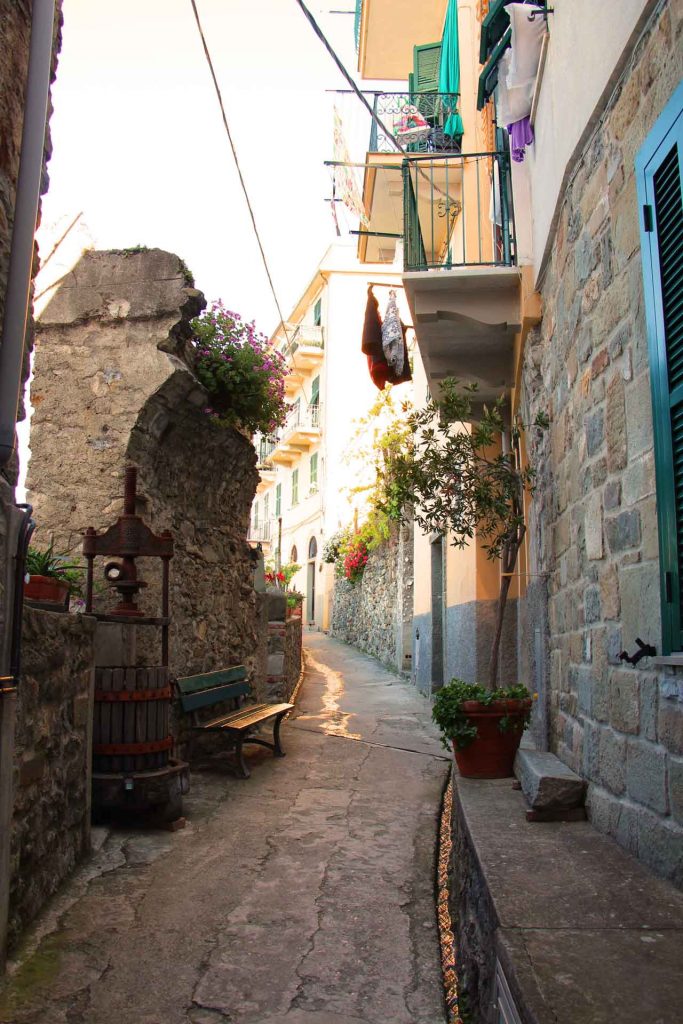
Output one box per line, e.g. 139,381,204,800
527,0,652,280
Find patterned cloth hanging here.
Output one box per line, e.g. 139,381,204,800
361,286,412,390
382,290,405,375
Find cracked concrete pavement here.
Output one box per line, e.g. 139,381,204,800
0,632,450,1024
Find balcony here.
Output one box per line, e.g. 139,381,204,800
254,434,277,491
369,92,463,155
399,151,539,403
281,402,321,450
248,519,273,546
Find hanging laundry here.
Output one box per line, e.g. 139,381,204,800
508,116,535,162
362,286,390,390
381,290,404,375
386,322,412,386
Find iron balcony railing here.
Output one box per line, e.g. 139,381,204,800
282,402,322,439
254,433,277,468
354,0,363,51
280,323,324,360
403,151,516,272
248,519,273,544
369,92,462,154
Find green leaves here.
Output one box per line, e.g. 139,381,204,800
431,678,532,749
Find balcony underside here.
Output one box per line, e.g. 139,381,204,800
286,427,320,450
270,445,302,466
403,266,522,402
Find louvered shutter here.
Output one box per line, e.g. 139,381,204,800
637,83,683,653
409,42,441,98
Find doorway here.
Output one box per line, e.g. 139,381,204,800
307,535,317,623
431,536,445,690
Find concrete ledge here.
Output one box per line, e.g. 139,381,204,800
452,775,683,1023
514,748,586,812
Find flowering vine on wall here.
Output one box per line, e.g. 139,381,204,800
192,301,289,435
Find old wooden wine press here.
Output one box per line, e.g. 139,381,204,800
83,466,188,821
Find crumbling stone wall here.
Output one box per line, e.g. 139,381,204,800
9,607,95,949
29,249,261,681
331,523,414,674
520,3,683,883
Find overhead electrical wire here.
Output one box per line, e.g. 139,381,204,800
189,0,290,340
292,0,405,156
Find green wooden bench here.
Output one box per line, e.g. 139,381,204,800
175,666,293,779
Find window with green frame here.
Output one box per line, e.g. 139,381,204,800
636,82,683,654
313,297,322,326
275,483,282,517
292,468,299,507
310,452,318,493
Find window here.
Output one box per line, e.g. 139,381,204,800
253,502,259,529
275,483,282,517
636,82,683,653
291,397,301,427
311,375,320,407
264,493,270,524
313,297,322,326
308,536,318,559
310,452,318,493
292,468,299,507
290,545,298,563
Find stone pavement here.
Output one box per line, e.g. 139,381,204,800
0,632,450,1024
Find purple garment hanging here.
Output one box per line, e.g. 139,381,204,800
507,116,534,162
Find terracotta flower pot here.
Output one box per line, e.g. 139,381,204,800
453,698,531,779
24,574,70,608
289,603,303,619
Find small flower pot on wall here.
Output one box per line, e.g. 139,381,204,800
24,575,70,610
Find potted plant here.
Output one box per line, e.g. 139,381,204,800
24,541,83,610
286,590,305,619
379,378,547,777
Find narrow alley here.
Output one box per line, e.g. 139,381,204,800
0,633,450,1024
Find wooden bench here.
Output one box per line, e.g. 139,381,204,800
176,666,293,779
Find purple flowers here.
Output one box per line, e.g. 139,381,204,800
191,302,289,435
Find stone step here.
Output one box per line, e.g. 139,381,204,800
514,748,586,813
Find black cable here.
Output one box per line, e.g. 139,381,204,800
292,0,405,156
189,0,290,339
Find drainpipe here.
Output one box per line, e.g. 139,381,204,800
0,0,57,469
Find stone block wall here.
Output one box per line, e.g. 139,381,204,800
330,523,413,675
9,608,95,950
264,617,303,703
520,2,683,884
28,250,261,683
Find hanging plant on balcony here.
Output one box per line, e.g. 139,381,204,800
192,301,289,434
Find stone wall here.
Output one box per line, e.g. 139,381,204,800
29,249,261,683
330,523,413,675
520,2,683,883
9,607,95,950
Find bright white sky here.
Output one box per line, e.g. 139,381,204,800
37,0,391,332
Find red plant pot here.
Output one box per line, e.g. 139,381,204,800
289,603,303,619
453,698,532,779
24,575,70,607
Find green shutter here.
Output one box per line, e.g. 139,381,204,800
264,494,270,522
636,82,683,653
477,27,511,111
275,483,281,517
313,298,322,326
410,42,441,95
254,502,259,528
479,0,511,64
292,469,299,507
310,452,318,491
311,376,320,406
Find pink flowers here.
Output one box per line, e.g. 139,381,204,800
343,536,369,584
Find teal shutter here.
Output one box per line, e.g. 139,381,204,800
637,82,683,653
292,469,299,507
310,452,318,491
409,42,441,99
477,27,511,111
313,298,322,326
275,483,281,517
479,0,511,64
264,493,270,523
311,375,320,406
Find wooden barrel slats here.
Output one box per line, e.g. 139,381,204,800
93,666,171,774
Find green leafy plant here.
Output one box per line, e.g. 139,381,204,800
376,378,548,690
192,301,288,434
286,590,304,609
432,679,532,751
25,541,83,594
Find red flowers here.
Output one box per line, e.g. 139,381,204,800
343,537,369,584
